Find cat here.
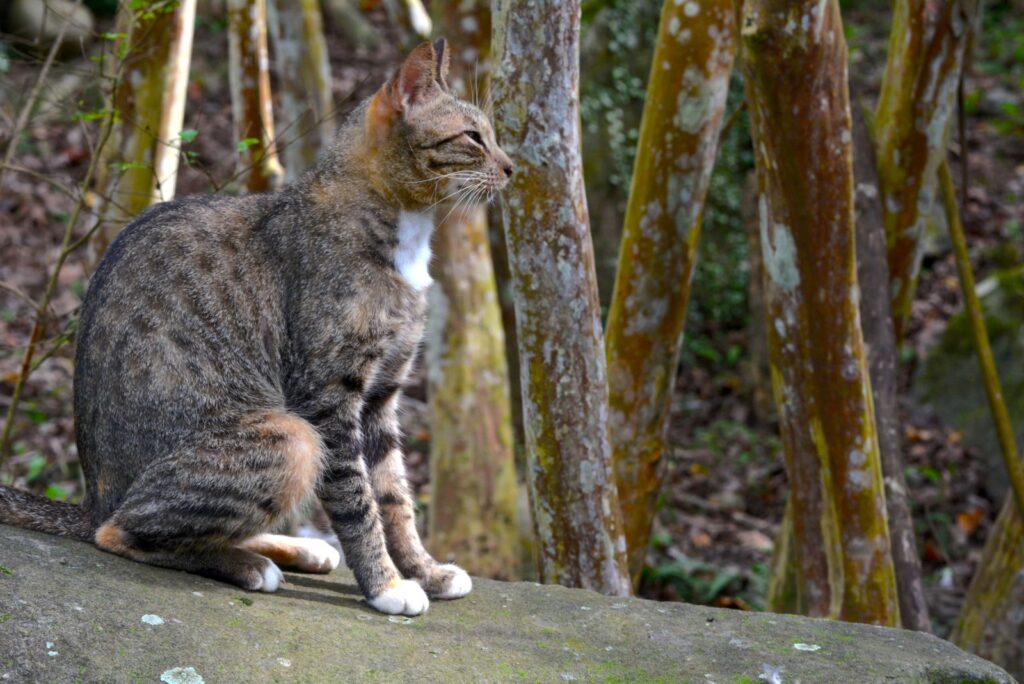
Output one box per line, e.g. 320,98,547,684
0,38,513,617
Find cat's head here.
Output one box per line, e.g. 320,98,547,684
363,39,513,209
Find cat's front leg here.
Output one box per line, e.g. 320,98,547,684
363,394,472,600
316,411,430,615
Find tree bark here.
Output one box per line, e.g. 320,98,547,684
91,0,196,265
267,0,335,181
953,497,1024,681
740,0,900,625
604,0,736,584
425,0,520,580
228,0,285,192
874,0,980,339
852,104,931,632
492,0,631,596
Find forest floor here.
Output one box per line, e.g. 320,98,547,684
2,2,1023,639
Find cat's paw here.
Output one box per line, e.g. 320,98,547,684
290,537,341,574
254,558,284,593
429,564,473,600
368,579,430,616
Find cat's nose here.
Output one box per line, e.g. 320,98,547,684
502,162,513,178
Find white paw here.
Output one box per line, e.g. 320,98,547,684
256,558,284,593
292,537,341,573
434,564,473,599
368,579,430,616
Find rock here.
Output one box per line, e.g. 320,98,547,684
3,0,95,58
915,265,1024,502
0,525,1014,683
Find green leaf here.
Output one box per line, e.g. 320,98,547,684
44,484,70,502
25,455,47,483
237,137,260,152
178,128,198,144
0,566,13,577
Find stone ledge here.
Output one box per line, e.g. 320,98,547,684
0,525,1014,683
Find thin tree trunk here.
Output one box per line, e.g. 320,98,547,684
425,0,520,580
228,0,285,192
268,0,335,181
942,154,1024,678
741,0,900,625
852,104,931,632
604,0,736,584
91,0,196,265
874,0,980,339
492,0,631,596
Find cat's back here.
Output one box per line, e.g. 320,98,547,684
74,192,287,499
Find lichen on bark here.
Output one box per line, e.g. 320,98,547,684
874,0,981,339
740,0,900,625
492,0,631,596
604,0,737,583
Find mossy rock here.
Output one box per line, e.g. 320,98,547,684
0,525,1014,683
915,265,1024,501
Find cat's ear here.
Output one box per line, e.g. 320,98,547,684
391,40,442,112
433,38,451,92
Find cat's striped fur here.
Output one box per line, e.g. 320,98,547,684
0,39,512,616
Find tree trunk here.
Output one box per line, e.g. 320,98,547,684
852,104,931,632
267,0,335,181
91,0,196,265
425,0,520,580
604,0,736,584
874,0,980,339
227,0,285,192
492,0,631,596
953,497,1024,681
740,0,900,625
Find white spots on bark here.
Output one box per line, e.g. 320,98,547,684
758,195,801,292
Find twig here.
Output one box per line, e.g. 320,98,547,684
0,0,82,191
0,282,41,313
0,41,122,468
938,158,1024,519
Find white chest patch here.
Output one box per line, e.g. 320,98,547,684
396,210,434,291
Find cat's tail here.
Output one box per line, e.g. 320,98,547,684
0,485,94,542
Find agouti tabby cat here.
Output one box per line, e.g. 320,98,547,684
0,39,513,616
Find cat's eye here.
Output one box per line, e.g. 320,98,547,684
464,130,486,148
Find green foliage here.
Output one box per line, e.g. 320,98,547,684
237,137,260,152
579,0,661,192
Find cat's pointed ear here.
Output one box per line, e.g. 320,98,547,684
391,40,441,112
433,38,451,92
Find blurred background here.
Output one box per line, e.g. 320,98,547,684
1,0,1023,642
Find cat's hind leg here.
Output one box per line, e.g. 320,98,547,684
93,410,324,592
239,533,340,574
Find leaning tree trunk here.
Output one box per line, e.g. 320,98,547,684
492,0,631,596
940,156,1024,679
874,0,980,339
741,0,900,625
604,0,736,584
91,0,196,266
852,104,930,632
228,0,285,192
267,0,334,181
425,0,520,580
954,497,1024,680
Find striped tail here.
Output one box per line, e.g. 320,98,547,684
0,485,94,542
